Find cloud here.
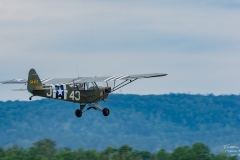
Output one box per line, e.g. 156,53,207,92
0,0,239,55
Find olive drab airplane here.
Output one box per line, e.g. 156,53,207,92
1,69,167,118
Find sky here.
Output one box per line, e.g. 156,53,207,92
0,0,240,101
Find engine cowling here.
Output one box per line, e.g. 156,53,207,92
105,87,111,93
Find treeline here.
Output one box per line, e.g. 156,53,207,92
0,139,237,160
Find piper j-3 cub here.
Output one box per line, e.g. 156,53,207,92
1,69,167,118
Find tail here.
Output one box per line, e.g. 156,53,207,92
27,69,42,93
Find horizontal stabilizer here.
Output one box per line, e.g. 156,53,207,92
2,79,27,84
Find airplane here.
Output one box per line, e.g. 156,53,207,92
1,69,167,118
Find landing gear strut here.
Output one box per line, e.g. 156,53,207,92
75,104,85,118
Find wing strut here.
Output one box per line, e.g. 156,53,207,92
110,78,137,93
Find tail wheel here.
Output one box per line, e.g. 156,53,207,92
75,109,82,118
102,108,110,116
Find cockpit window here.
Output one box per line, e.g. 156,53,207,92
85,82,98,90
70,82,98,91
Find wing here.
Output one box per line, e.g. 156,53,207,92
67,73,167,83
1,73,167,84
54,73,167,92
101,73,167,92
120,73,167,80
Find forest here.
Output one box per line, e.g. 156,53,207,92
0,94,240,154
0,139,237,160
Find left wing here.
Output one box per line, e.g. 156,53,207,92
1,73,167,84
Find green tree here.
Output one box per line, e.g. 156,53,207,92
0,147,5,160
51,150,76,160
75,148,99,160
169,146,192,160
189,142,211,160
156,149,169,160
25,147,48,160
116,145,133,160
32,139,56,160
136,150,153,160
100,146,118,160
212,153,238,160
2,145,25,160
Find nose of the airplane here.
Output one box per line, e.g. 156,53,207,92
105,87,111,93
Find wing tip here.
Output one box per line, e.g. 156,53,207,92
1,81,7,84
145,73,167,78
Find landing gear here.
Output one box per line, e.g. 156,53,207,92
75,104,85,118
102,108,110,116
75,103,110,117
75,109,82,118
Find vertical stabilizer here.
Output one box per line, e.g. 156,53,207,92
27,69,42,93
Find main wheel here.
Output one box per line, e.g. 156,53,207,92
102,108,110,116
75,109,82,118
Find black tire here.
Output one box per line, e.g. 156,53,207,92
102,108,110,116
75,109,82,118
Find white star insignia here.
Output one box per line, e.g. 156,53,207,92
57,87,63,96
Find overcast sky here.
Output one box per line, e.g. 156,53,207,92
0,0,240,101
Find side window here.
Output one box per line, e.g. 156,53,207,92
70,83,84,90
85,82,98,90
77,83,84,90
70,83,98,90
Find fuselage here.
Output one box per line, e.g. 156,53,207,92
31,84,109,104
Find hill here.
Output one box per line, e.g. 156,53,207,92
0,94,239,153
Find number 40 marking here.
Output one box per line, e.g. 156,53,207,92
70,91,80,101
